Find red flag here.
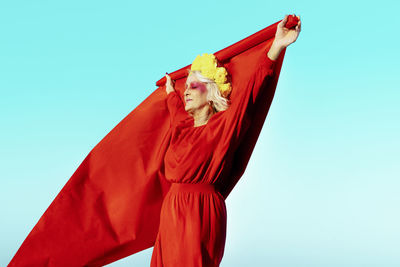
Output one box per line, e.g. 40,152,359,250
9,19,290,266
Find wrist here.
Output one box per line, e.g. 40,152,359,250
166,89,175,95
271,40,285,51
267,42,283,61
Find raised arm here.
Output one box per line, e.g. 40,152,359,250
165,74,188,126
220,14,301,143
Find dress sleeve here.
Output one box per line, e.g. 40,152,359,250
166,90,189,126
220,52,277,143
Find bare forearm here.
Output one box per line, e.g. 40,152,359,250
267,42,284,61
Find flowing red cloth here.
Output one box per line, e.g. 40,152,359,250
9,17,292,267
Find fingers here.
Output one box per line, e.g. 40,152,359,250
280,13,300,29
283,14,289,21
278,14,288,28
296,18,301,32
165,73,175,93
165,73,175,89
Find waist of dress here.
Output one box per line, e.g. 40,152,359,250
169,182,218,194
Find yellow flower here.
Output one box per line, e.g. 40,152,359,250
190,53,232,97
202,67,216,80
191,55,202,70
215,67,227,84
219,83,231,97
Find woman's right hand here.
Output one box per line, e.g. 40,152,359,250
274,14,301,49
165,73,175,95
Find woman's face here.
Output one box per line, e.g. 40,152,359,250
184,74,209,113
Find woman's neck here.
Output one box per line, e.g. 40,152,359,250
191,105,215,127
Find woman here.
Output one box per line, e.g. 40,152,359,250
150,14,301,266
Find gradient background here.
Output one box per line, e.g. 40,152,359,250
1,0,399,266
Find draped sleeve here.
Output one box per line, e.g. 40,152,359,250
220,51,277,145
166,91,189,126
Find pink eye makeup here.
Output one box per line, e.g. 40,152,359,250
186,82,206,93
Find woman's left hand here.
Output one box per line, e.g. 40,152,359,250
165,73,175,95
274,14,301,49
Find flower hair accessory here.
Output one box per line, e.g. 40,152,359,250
190,53,232,98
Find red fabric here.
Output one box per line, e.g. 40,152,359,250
9,20,286,267
285,14,300,29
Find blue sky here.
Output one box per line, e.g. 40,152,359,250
1,0,399,266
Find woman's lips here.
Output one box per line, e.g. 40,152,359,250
186,99,192,102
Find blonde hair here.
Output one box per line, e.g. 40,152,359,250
187,70,230,112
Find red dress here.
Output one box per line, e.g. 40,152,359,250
150,53,276,267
